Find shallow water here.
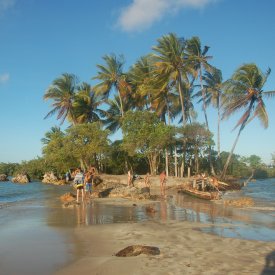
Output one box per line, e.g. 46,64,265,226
1,179,275,274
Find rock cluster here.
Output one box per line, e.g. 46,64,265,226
11,173,30,184
0,174,8,181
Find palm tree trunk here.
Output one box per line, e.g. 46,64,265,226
217,97,221,158
200,66,215,175
220,127,242,180
174,146,178,177
178,75,185,126
117,89,124,117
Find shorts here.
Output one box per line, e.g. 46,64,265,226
85,183,91,192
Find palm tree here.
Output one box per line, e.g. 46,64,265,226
186,37,216,174
128,55,155,111
41,126,64,145
221,63,275,179
152,33,190,126
92,54,131,117
102,95,130,133
186,37,213,128
197,68,224,158
44,73,78,125
72,82,105,124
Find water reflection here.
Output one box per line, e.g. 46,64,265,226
44,190,275,241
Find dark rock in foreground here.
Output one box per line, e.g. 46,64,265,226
115,245,160,257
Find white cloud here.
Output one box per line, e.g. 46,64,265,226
0,0,15,15
0,73,10,84
117,0,217,32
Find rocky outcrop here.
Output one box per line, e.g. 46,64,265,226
42,172,66,185
0,174,8,181
11,173,30,184
91,182,151,200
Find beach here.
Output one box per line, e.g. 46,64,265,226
1,179,275,274
56,209,275,275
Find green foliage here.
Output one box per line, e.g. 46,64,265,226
13,158,49,180
0,162,19,176
122,111,174,155
65,122,110,168
122,110,174,174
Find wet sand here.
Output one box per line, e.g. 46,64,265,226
56,218,275,275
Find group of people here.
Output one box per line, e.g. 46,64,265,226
70,167,96,203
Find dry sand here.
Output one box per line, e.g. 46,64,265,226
56,200,275,275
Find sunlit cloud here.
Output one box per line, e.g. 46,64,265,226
0,73,10,84
0,0,15,16
117,0,217,32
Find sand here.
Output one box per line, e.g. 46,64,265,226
56,200,275,275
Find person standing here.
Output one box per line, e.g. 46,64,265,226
84,171,93,199
159,171,166,197
74,168,85,203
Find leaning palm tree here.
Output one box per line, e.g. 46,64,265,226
71,82,105,124
221,63,275,179
92,54,131,117
44,73,78,125
152,33,190,126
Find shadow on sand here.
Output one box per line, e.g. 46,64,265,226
261,250,275,274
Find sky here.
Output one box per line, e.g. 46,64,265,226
0,0,275,164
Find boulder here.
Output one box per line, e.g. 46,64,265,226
42,172,66,185
0,174,8,181
11,173,30,184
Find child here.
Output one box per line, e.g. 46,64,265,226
73,168,85,203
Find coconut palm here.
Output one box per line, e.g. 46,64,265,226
128,55,155,111
92,54,131,117
44,73,78,125
220,63,275,179
72,82,105,124
196,68,224,157
152,33,190,126
41,126,64,145
186,36,213,128
103,95,132,133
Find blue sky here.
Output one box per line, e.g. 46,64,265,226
0,0,274,164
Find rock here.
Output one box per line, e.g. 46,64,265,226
0,174,8,181
115,245,160,257
11,173,30,184
145,205,157,214
60,192,76,203
42,172,65,185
